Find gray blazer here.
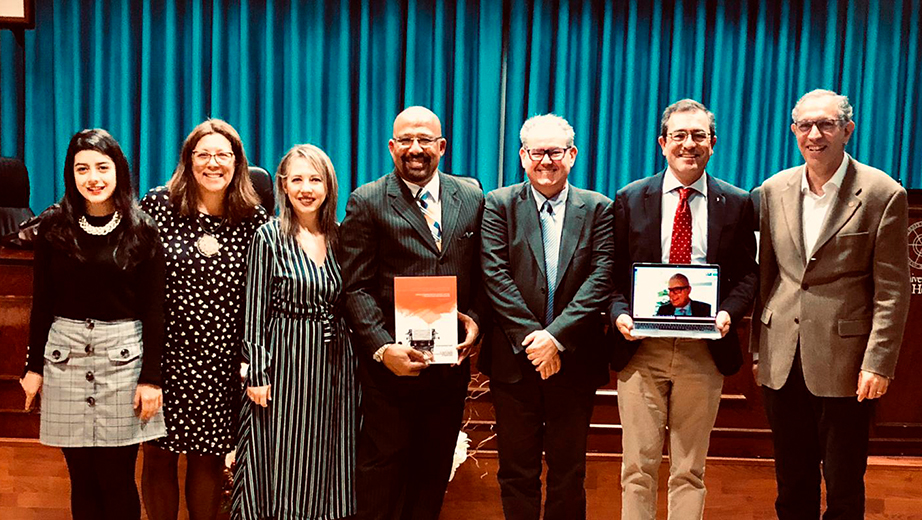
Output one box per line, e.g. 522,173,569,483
751,157,911,397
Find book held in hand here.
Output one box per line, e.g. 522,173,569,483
394,276,459,364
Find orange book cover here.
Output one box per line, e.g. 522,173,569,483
394,276,459,364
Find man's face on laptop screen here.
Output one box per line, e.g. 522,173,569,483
667,275,692,308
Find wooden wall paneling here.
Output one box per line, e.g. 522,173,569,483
0,248,38,438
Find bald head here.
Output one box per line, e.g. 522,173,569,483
393,106,442,136
389,106,447,185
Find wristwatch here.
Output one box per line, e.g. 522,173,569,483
373,345,390,363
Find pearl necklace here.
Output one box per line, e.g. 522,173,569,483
78,211,121,236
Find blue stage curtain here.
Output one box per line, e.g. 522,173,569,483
1,0,920,215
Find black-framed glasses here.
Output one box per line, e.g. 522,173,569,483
666,131,710,143
192,150,235,165
793,118,843,134
667,286,690,293
525,147,571,162
393,136,444,148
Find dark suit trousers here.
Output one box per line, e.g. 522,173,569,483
491,356,596,520
355,370,468,520
762,349,873,520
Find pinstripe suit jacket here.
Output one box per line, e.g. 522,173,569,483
339,171,485,391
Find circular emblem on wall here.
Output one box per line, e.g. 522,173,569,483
909,220,922,271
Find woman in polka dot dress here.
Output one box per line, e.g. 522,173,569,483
139,119,268,520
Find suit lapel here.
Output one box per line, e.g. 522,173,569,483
642,174,665,261
438,173,460,255
810,160,862,256
780,171,806,264
706,176,724,264
515,183,547,282
556,188,586,285
386,172,439,254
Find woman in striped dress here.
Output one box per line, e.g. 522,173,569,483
233,144,357,520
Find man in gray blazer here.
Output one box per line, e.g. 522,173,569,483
480,114,614,520
339,106,484,520
752,89,910,518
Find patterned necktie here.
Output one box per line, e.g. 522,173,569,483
416,189,442,251
669,187,693,264
540,200,558,326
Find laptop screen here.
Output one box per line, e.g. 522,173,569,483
631,263,720,320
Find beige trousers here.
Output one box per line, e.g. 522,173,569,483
617,337,724,520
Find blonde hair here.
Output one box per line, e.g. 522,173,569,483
275,144,339,244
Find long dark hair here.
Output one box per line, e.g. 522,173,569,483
167,119,261,225
43,128,158,270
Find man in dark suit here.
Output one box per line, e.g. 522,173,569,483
655,273,712,317
609,99,757,519
339,106,484,520
480,114,614,520
752,89,910,518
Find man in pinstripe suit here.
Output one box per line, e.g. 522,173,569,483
339,106,485,520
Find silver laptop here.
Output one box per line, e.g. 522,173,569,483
630,263,721,339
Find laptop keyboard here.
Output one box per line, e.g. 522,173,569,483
635,323,716,332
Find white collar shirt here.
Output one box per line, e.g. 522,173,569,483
661,168,709,264
801,153,849,255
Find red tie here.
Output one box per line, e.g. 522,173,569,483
669,187,693,264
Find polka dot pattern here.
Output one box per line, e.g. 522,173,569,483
140,186,268,455
669,187,694,264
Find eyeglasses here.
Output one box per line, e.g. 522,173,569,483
193,150,235,165
393,136,443,148
666,131,711,143
793,119,843,134
667,286,690,293
524,147,571,162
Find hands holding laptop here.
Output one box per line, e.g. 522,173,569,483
715,311,731,337
615,314,645,341
616,310,732,340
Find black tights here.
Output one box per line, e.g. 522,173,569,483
61,444,141,520
141,443,226,520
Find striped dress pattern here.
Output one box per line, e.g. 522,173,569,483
233,220,357,520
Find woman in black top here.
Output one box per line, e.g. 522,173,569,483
20,128,166,520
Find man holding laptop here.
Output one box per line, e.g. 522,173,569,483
608,99,758,519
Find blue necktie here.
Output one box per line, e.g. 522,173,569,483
540,200,558,326
416,189,442,250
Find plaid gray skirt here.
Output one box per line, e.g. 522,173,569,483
40,317,166,447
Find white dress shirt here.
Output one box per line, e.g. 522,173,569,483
801,153,849,256
661,169,709,264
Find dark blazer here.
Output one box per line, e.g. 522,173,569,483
338,171,485,392
479,182,614,389
656,300,712,317
609,172,758,376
